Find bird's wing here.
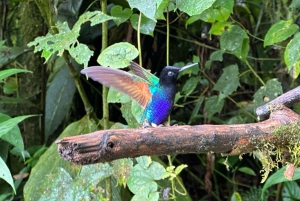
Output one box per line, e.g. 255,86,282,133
129,62,159,86
81,67,151,108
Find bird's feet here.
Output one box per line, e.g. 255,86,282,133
140,120,166,128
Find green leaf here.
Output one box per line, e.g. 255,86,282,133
45,60,78,139
130,14,157,36
0,69,32,81
121,102,140,128
24,115,98,201
176,0,216,16
128,0,157,20
128,156,165,199
0,96,35,107
131,100,144,123
253,79,282,109
175,164,188,175
0,114,36,139
213,64,240,99
290,0,300,8
0,113,24,150
231,191,242,201
107,87,131,103
136,156,152,169
181,76,201,99
188,96,204,124
238,167,256,176
112,158,133,187
28,11,114,68
220,25,249,61
204,95,224,117
282,181,300,200
0,44,31,67
111,5,133,26
284,32,300,72
205,50,225,69
264,20,299,47
154,0,169,20
209,21,233,35
97,42,139,68
262,166,300,200
0,157,15,194
3,77,18,94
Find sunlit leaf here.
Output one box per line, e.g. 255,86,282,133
28,11,114,68
98,42,139,68
264,20,298,47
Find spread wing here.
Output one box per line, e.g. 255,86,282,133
81,67,151,108
129,62,159,86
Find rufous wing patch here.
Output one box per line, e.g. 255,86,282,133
81,67,151,108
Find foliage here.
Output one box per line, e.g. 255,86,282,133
2,0,300,200
0,68,36,198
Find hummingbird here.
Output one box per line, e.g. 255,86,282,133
81,62,196,127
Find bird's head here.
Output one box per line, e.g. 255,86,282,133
159,63,197,86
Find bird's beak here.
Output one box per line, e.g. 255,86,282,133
179,63,198,72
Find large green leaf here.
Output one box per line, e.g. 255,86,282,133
44,60,78,139
213,64,240,99
176,0,216,16
284,32,300,75
24,115,97,201
97,42,139,68
0,157,15,194
253,79,282,109
220,25,249,61
264,20,299,47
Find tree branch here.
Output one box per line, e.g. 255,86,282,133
56,104,300,165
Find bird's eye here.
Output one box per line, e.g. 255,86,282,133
168,71,174,76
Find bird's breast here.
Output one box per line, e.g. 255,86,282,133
144,87,176,124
